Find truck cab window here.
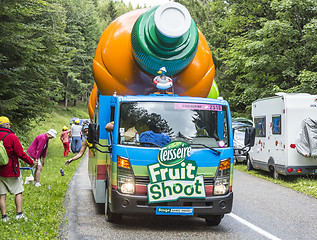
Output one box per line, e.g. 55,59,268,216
119,102,229,148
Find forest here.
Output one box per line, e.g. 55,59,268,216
0,0,316,130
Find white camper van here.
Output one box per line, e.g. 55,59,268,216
248,93,317,178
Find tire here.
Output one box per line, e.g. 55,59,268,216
105,185,122,223
243,153,249,165
205,215,223,226
247,157,253,171
272,168,280,180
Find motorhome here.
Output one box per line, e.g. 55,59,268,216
248,93,317,178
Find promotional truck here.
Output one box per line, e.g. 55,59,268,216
86,2,247,226
248,93,317,179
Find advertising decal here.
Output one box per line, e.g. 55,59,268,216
147,141,206,205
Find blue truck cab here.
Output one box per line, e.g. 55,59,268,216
88,93,234,226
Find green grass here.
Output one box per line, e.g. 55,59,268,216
0,103,89,239
234,163,317,199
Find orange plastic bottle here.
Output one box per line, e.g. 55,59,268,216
90,2,217,119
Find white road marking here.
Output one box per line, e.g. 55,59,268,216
229,213,281,240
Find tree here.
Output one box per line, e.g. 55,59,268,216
0,0,66,127
57,0,99,107
219,0,317,116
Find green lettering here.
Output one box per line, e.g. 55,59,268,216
194,179,202,194
150,184,162,200
173,183,183,194
184,185,194,196
162,182,172,197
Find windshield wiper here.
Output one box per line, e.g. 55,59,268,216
190,143,221,156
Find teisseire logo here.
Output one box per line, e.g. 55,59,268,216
158,141,191,166
147,141,206,203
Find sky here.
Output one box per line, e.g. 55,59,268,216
121,0,172,8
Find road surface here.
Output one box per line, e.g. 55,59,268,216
60,154,317,239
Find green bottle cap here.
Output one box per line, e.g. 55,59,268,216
131,2,198,76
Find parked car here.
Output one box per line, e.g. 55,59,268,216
233,118,253,164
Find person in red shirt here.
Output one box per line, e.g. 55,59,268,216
60,126,71,157
0,116,36,222
27,129,57,187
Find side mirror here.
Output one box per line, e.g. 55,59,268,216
88,123,111,153
244,127,255,147
88,123,99,145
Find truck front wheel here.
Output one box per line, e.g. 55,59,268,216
105,187,122,223
204,215,223,226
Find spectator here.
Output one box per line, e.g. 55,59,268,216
0,116,36,221
27,129,57,187
70,120,82,154
60,126,71,157
65,124,91,165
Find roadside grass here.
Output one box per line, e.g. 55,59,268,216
234,163,317,199
0,103,89,239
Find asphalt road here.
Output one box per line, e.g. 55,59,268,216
60,154,317,240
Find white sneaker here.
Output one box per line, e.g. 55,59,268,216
34,182,41,187
1,216,9,222
16,213,28,220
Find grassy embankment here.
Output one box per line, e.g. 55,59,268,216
234,164,317,199
0,103,89,239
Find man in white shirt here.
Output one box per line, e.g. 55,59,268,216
70,120,82,154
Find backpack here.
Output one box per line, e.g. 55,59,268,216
0,133,10,166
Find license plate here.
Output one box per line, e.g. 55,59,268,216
156,207,194,216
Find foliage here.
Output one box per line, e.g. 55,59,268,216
96,0,132,30
0,0,132,130
56,0,100,107
1,0,316,126
176,0,317,117
0,0,65,128
0,104,88,239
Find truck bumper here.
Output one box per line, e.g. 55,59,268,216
110,190,233,216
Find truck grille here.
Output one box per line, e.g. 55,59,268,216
135,176,214,185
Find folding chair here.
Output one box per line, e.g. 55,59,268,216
20,167,35,177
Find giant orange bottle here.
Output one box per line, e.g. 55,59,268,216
89,2,218,119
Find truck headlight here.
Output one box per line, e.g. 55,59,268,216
214,178,229,195
120,179,135,194
117,156,135,194
213,158,231,195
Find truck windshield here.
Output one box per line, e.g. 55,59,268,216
119,102,229,148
